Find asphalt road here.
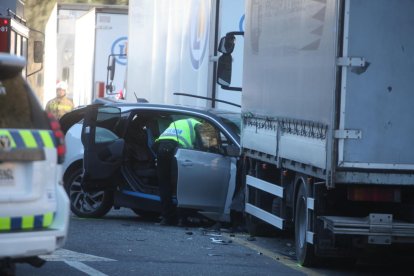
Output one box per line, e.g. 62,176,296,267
15,209,305,276
15,208,414,276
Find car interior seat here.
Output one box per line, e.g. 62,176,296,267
125,117,157,178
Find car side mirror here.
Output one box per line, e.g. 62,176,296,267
222,144,239,157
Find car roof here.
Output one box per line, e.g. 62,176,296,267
60,101,240,135
92,97,241,116
102,102,240,116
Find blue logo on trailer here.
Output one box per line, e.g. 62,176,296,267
189,0,210,70
111,36,128,65
239,14,245,32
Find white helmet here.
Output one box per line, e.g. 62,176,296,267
56,81,68,90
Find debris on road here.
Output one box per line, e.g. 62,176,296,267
202,231,222,237
210,238,232,245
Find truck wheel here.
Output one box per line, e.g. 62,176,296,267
295,182,315,266
64,166,114,218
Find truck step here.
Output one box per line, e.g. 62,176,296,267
320,214,414,244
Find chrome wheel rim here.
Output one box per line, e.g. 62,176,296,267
69,173,104,214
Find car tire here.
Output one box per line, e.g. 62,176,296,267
64,166,114,218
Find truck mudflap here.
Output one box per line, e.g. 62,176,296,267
320,214,414,245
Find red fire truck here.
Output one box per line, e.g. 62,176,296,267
0,9,43,77
0,12,29,70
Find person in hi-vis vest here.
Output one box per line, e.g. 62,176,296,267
154,118,201,226
45,81,74,119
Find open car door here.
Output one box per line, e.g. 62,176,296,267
81,105,124,192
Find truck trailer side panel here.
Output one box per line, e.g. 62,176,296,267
73,10,96,106
338,0,414,170
239,0,414,266
73,7,127,107
242,0,339,172
242,0,338,124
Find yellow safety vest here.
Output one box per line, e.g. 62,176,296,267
156,119,200,148
46,97,74,119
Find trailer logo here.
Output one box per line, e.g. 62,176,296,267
111,36,128,65
239,14,245,32
189,0,210,70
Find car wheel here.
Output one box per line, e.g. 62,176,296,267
64,166,114,218
131,208,160,220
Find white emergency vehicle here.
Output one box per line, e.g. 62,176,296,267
0,54,70,274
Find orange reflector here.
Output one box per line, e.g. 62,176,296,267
347,187,401,203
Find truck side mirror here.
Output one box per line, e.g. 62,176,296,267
109,56,116,81
218,34,235,54
106,55,116,94
217,54,232,86
216,31,244,92
33,41,43,63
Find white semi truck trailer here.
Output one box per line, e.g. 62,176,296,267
217,0,414,266
123,0,244,111
73,5,128,107
44,4,128,108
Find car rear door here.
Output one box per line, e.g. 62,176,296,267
81,105,124,191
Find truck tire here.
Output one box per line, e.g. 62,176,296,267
64,166,114,218
295,182,316,266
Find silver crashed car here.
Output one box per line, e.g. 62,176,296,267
60,102,241,222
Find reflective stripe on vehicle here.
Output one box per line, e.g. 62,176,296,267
0,129,56,149
0,212,55,231
157,134,191,148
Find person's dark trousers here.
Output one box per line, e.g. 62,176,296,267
156,140,178,224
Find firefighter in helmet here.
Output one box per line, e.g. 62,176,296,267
45,81,74,119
